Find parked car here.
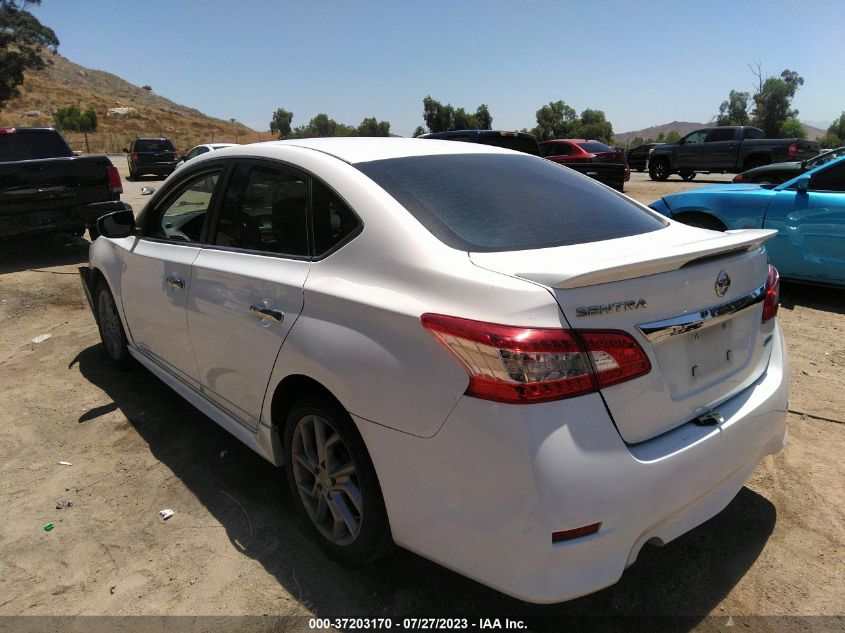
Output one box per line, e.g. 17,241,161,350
650,155,845,286
124,137,180,179
626,142,664,171
181,142,238,162
733,146,845,184
647,126,819,181
539,139,630,191
80,138,788,604
0,127,123,239
419,129,540,154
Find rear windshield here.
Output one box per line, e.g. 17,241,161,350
578,141,614,153
0,130,73,161
135,139,175,152
356,154,665,252
473,135,539,156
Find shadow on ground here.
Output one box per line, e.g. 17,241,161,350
0,232,90,275
780,281,845,315
73,344,777,632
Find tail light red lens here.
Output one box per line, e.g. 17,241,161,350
762,265,780,323
788,143,797,157
0,127,17,134
421,314,650,404
106,165,123,194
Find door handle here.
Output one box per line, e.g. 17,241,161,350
166,276,185,289
250,305,285,323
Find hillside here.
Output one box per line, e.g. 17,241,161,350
0,52,264,152
616,120,826,145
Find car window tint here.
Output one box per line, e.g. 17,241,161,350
0,130,74,160
743,128,764,140
357,154,664,252
541,143,570,157
810,160,845,192
135,139,175,152
684,131,708,144
705,129,735,142
214,164,309,256
156,171,221,242
312,179,361,255
578,141,613,153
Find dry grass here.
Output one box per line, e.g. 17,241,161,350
0,53,268,153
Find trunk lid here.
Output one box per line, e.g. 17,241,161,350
470,227,778,444
0,156,114,213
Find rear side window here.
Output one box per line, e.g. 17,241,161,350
312,179,361,255
706,129,735,142
743,128,764,140
357,154,665,252
577,141,613,153
0,130,73,161
135,139,175,152
541,143,571,157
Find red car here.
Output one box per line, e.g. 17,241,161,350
539,139,630,191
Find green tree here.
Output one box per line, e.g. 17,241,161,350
412,125,426,138
574,108,613,143
531,100,577,140
0,1,58,109
53,105,97,153
269,107,293,139
357,117,390,136
752,69,804,137
421,96,494,132
778,118,806,139
821,112,845,147
716,90,751,126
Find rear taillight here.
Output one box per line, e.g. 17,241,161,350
762,265,780,323
172,151,180,160
106,165,123,194
0,127,17,134
420,314,650,404
788,143,797,157
734,174,744,182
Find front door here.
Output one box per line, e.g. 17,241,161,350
121,168,223,388
763,160,845,284
187,161,310,430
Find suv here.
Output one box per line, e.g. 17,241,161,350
124,137,179,179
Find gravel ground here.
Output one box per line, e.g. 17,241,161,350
0,164,842,631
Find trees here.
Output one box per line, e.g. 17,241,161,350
269,108,293,139
421,96,494,133
531,100,577,140
412,125,426,138
356,117,390,137
778,118,806,139
716,90,751,126
820,112,845,147
53,105,97,153
751,68,804,137
576,109,614,144
0,0,59,109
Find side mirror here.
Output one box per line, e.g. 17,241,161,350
795,175,810,193
122,147,129,153
97,209,136,238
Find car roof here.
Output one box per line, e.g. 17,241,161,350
215,137,520,164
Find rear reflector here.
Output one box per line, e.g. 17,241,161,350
762,264,780,323
552,522,601,543
420,314,650,404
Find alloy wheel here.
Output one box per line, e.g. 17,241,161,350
97,290,124,360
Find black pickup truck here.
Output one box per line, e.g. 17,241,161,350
647,125,819,181
0,127,124,239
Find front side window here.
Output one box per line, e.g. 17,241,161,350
154,170,221,242
809,161,845,192
357,154,665,252
213,164,309,256
683,131,708,144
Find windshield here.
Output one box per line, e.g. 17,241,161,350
136,139,175,152
356,154,664,252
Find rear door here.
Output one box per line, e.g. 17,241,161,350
704,128,738,170
763,160,845,284
187,161,309,430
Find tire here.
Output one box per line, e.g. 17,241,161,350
94,282,131,367
284,397,393,566
127,165,137,181
680,170,696,181
649,158,670,181
676,213,726,231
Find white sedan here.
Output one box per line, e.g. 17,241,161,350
180,142,238,162
80,138,788,603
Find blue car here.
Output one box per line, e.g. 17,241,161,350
649,155,845,286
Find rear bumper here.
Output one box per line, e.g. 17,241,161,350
358,321,789,603
0,209,83,237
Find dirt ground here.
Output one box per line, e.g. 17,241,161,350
0,163,843,630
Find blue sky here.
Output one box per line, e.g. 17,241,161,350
31,0,845,136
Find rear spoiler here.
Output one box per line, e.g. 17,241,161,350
521,229,777,289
